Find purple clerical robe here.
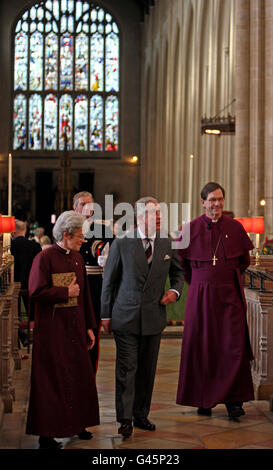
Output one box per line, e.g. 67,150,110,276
26,243,99,438
176,214,255,409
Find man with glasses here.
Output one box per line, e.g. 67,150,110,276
176,182,255,419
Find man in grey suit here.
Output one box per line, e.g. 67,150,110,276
101,197,184,437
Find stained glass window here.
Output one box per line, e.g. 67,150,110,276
13,95,27,149
29,94,42,149
90,95,103,150
14,32,28,91
44,94,58,149
45,33,58,90
13,1,120,154
59,94,73,150
105,96,119,151
75,95,88,150
75,33,89,90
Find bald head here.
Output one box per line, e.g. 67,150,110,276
14,220,27,237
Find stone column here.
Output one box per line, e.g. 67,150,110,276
234,0,250,217
264,0,273,235
249,0,265,217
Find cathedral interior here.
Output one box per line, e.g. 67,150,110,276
1,0,273,456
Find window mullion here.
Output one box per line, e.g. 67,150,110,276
13,1,120,157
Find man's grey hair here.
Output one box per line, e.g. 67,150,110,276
73,191,93,208
134,196,158,218
53,211,85,241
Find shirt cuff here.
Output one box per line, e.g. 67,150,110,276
168,288,180,299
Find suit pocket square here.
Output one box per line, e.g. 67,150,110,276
164,254,171,260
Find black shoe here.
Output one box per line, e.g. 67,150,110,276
226,403,245,418
134,417,156,431
38,436,63,449
197,408,212,416
118,420,133,437
78,429,93,440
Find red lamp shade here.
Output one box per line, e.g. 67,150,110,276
0,215,16,234
251,216,264,234
235,217,253,233
235,216,264,234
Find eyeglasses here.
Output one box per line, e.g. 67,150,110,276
72,233,85,240
207,197,224,203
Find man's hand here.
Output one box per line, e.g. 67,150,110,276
68,277,80,297
160,290,178,306
101,319,112,334
87,329,95,350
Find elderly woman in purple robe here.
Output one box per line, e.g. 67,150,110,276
26,211,99,449
176,182,255,419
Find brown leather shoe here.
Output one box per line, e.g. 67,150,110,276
134,417,156,431
118,420,133,437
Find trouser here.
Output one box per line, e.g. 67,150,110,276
113,331,161,423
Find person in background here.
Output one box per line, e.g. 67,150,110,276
40,235,52,250
33,227,45,245
11,220,41,347
176,182,255,418
73,191,112,375
26,211,99,449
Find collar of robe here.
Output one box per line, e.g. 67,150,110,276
178,213,254,261
56,242,71,255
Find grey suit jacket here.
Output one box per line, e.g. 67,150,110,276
100,230,184,335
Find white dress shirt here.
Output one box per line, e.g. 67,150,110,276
138,229,179,299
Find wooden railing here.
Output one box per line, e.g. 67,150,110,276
0,241,21,421
244,257,273,409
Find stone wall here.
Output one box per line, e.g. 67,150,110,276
140,0,273,237
140,0,236,220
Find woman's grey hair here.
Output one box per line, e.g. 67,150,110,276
52,211,85,241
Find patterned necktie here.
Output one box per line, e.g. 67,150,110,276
144,238,152,263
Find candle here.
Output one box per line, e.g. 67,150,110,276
8,153,12,216
3,233,9,257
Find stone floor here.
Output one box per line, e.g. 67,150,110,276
1,334,273,452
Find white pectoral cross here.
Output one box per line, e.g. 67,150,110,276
212,255,218,266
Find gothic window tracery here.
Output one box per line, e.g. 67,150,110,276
13,0,120,154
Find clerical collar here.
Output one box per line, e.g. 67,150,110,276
56,242,70,254
203,214,223,224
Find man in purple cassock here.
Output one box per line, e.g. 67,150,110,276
176,182,255,418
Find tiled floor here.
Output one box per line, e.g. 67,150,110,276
1,333,273,450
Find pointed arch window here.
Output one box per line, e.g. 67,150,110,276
12,0,120,155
